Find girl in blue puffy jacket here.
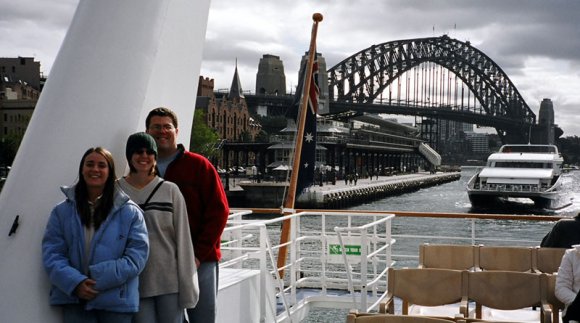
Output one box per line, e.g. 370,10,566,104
42,147,149,323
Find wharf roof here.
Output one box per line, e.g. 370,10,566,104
353,113,419,134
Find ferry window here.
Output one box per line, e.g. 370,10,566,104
502,145,556,153
495,162,544,168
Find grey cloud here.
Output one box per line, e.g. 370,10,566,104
4,0,580,134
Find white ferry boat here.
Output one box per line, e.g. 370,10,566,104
467,144,564,208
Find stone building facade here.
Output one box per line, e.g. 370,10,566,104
196,69,261,142
255,54,286,95
196,67,262,168
0,57,42,91
0,57,41,138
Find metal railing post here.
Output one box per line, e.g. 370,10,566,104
290,215,298,304
471,218,476,245
360,228,368,312
259,225,268,322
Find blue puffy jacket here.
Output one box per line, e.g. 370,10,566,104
42,185,149,313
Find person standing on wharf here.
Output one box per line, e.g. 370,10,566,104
145,107,229,322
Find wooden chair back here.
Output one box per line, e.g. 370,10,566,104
465,271,551,322
383,268,465,316
534,247,566,274
477,246,533,272
419,244,478,270
346,312,455,323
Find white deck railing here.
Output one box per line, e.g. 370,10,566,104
221,210,394,322
221,209,560,322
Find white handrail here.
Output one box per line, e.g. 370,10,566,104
334,214,394,311
220,210,553,321
221,211,394,321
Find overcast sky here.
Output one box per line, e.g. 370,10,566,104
2,0,580,135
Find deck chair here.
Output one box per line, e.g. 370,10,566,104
461,320,525,323
380,268,467,318
545,274,564,323
346,311,456,323
418,244,478,270
533,247,566,274
477,246,533,272
463,270,552,323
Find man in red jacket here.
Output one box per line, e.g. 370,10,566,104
146,107,229,323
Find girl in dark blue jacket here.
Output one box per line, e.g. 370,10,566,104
42,147,149,323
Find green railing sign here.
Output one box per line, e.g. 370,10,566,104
326,236,365,264
328,244,362,256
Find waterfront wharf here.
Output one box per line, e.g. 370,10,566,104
233,171,461,209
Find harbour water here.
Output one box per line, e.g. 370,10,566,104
351,167,580,216
302,167,580,322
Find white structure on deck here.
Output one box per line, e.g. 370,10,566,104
217,210,393,323
0,0,210,321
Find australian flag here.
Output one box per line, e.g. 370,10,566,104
287,52,319,196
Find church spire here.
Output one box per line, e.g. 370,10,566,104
228,59,244,100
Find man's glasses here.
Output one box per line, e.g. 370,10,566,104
148,124,175,131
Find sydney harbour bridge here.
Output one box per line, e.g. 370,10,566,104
246,35,560,146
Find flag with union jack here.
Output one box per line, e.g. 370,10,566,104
287,52,319,196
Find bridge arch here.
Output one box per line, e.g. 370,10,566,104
327,35,536,141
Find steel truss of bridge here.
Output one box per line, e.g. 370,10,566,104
246,35,559,144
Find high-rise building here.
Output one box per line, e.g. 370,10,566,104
299,52,329,114
538,98,555,145
255,54,286,95
465,132,489,153
461,122,474,133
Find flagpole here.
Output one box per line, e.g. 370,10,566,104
276,13,323,276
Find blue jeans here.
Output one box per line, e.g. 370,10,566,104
186,261,218,323
135,293,183,323
62,304,133,323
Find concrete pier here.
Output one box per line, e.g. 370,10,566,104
234,172,461,208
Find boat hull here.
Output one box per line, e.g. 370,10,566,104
467,173,563,208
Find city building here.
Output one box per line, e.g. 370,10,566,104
298,52,329,114
266,112,433,180
196,67,261,143
196,67,262,169
255,54,286,95
204,52,441,182
465,132,490,154
538,98,556,145
0,57,42,91
0,57,42,139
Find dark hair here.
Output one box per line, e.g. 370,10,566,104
146,107,179,130
75,147,116,229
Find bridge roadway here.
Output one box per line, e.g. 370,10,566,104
232,171,460,209
244,94,530,130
